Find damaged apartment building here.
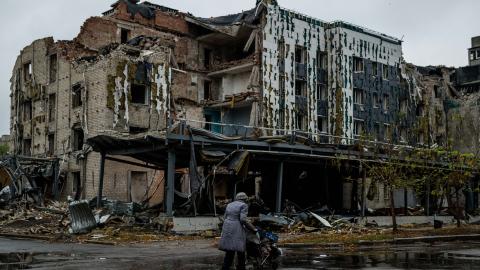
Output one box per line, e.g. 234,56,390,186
7,0,478,216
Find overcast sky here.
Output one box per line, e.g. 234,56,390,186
0,0,478,135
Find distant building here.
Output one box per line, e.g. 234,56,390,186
0,135,10,146
469,36,480,66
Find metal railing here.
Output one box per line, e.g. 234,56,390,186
176,117,422,151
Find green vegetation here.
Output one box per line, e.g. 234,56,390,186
0,144,8,156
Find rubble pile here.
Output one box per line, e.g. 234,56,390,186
0,197,179,244
0,201,69,237
210,54,255,72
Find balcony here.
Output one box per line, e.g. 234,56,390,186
279,59,285,73
353,103,367,119
295,63,307,80
317,68,327,84
295,95,308,114
317,100,328,116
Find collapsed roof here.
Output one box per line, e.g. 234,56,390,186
193,8,258,26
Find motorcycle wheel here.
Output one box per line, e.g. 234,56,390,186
252,257,263,270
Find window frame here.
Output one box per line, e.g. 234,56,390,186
72,83,83,108
382,64,389,80
317,115,328,134
372,62,378,77
353,57,364,73
131,83,150,105
317,84,327,101
382,94,389,111
353,119,364,136
353,88,364,105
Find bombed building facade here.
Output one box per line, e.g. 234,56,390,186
6,0,480,215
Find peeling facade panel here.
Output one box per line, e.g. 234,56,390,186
326,25,403,141
263,4,326,135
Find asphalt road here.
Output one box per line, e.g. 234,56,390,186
2,237,480,269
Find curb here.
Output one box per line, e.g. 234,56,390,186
0,233,54,241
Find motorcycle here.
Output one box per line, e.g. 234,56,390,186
246,227,283,270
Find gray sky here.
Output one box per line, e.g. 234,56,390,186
0,0,478,135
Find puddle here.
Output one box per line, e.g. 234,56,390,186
0,252,79,270
279,244,480,269
0,252,32,270
2,242,480,269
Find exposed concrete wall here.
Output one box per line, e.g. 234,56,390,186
221,72,251,100
8,5,206,202
327,25,403,141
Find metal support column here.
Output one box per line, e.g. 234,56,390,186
97,152,106,208
426,179,431,216
275,161,284,214
166,147,176,216
361,167,366,217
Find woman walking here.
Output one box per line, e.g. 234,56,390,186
219,192,254,270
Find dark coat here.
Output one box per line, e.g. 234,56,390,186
219,200,248,252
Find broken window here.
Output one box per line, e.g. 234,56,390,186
120,28,130,44
374,123,380,141
353,119,364,136
353,88,364,105
49,54,57,83
295,80,307,96
48,133,55,156
373,92,379,108
433,85,440,99
317,84,327,101
204,48,212,69
72,83,83,108
23,139,32,156
204,109,221,133
278,109,285,131
72,128,84,151
279,76,286,100
399,99,407,114
383,184,390,200
317,116,327,133
384,124,392,141
204,80,212,100
317,51,327,69
131,84,150,105
129,126,149,134
382,64,389,80
416,104,425,117
399,128,407,143
278,40,286,59
418,132,424,145
382,94,389,111
477,50,480,59
24,62,32,82
205,114,213,131
72,171,81,200
353,57,364,73
48,94,56,122
372,62,378,76
296,114,306,131
295,46,307,64
23,101,32,121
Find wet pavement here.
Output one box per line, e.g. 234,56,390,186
2,237,480,269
